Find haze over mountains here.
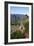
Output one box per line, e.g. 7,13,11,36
11,14,29,24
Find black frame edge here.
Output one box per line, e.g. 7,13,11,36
4,2,8,44
5,1,33,5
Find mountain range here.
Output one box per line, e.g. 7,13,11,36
10,14,29,24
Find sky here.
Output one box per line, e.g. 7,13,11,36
10,6,29,15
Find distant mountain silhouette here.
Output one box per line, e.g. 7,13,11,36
10,14,29,24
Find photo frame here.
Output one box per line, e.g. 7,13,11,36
5,1,33,44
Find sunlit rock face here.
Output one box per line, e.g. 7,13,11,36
11,23,25,34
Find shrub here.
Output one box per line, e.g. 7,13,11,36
10,31,25,39
23,19,29,33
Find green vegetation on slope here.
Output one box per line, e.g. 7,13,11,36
10,18,29,39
